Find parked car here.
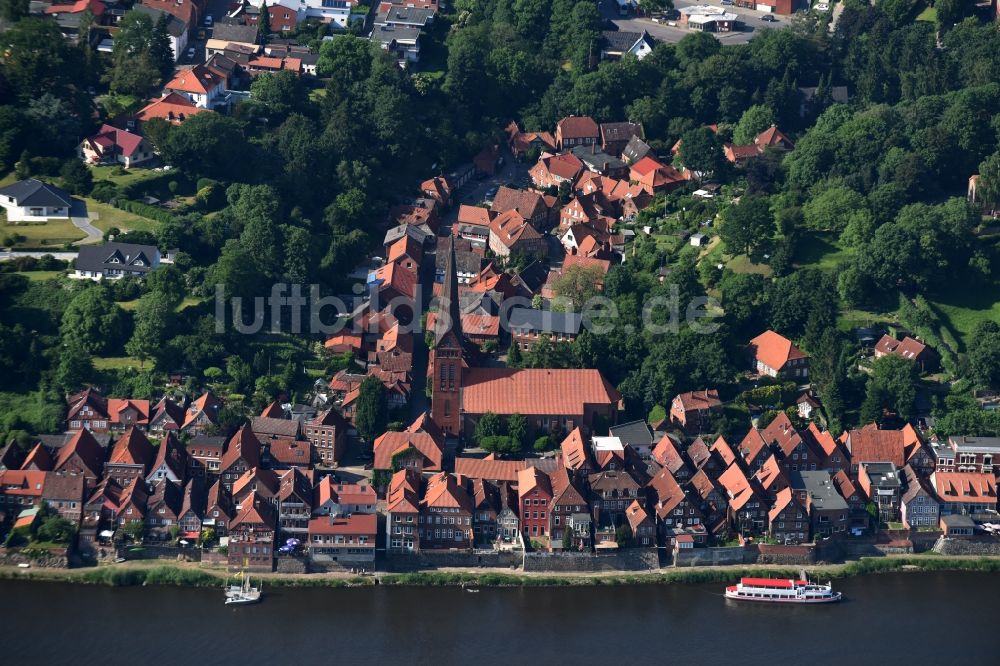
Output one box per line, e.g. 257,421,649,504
186,47,196,60
760,14,777,21
721,0,733,4
815,2,829,9
485,185,499,200
204,15,213,26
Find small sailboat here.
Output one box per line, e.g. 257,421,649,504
225,569,262,605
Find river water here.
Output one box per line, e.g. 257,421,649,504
1,572,994,664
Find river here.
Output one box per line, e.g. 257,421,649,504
1,572,995,664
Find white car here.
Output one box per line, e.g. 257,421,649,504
186,47,196,59
204,15,213,26
816,2,829,9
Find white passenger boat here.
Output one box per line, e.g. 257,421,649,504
724,577,841,603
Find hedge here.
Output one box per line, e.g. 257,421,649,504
111,198,176,225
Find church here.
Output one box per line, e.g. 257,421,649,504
429,237,622,440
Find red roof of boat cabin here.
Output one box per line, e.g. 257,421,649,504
740,578,806,588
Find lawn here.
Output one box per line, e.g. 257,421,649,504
92,356,144,370
86,200,159,234
3,218,86,248
89,165,159,189
14,270,64,282
915,5,936,22
794,231,855,271
727,254,773,276
927,282,1000,352
2,198,158,248
118,296,205,312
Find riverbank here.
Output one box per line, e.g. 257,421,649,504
4,554,1000,589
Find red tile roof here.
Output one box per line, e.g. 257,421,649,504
717,463,757,511
166,65,225,95
847,423,922,468
268,438,312,466
221,426,262,471
457,204,495,227
649,467,687,519
374,261,417,300
931,471,997,505
308,512,377,536
136,93,210,125
831,470,861,501
755,126,794,150
108,428,154,468
315,477,375,508
517,467,552,500
85,124,144,158
874,335,928,361
674,389,721,412
54,429,104,479
489,210,543,249
22,443,54,471
557,116,599,140
373,416,444,471
737,428,769,465
386,468,422,513
454,457,528,483
559,427,590,471
749,330,808,371
423,472,474,512
461,368,621,416
260,401,284,418
710,436,738,468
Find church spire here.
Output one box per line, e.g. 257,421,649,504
433,235,463,348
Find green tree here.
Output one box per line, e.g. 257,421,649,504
507,413,528,448
474,412,502,443
0,0,28,21
109,11,172,95
59,158,92,195
562,526,573,550
551,264,604,311
258,2,271,41
719,196,774,261
678,126,723,175
60,285,128,355
534,435,554,452
2,18,82,100
249,70,308,121
860,354,919,423
803,185,869,233
355,376,387,444
122,519,145,544
615,521,634,547
35,514,76,544
145,264,186,307
55,343,95,392
125,291,175,368
159,114,248,180
975,153,1000,213
966,321,1000,389
733,104,776,145
507,340,523,367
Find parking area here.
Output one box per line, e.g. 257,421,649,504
600,0,792,46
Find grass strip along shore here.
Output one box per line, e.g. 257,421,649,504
3,556,1000,589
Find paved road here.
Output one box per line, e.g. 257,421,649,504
70,200,102,245
0,250,77,262
600,0,790,45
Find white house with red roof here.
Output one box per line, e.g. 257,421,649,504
163,64,227,109
79,125,155,168
748,330,809,379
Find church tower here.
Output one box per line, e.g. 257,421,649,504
430,236,469,437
